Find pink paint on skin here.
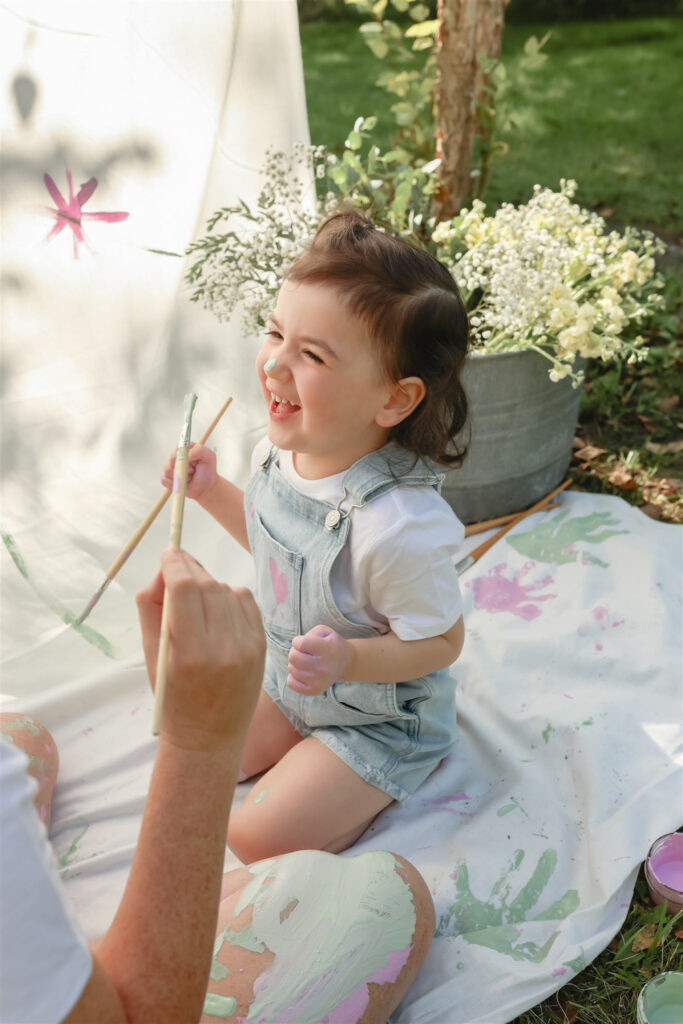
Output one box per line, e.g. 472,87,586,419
323,945,412,1024
468,562,556,620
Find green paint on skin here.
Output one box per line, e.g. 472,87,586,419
1,531,115,658
436,849,579,963
218,921,265,954
253,789,267,805
212,850,416,1023
507,510,628,567
202,993,237,1018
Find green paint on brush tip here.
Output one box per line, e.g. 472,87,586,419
1,531,116,658
202,993,237,1018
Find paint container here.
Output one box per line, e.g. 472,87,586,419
636,972,683,1024
645,832,683,913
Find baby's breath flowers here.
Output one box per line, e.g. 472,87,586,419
432,180,665,381
185,144,334,332
186,155,664,385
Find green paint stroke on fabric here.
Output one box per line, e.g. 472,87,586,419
542,723,554,744
202,993,237,1018
212,850,416,1023
436,849,579,963
58,824,90,868
497,797,528,818
507,510,628,567
1,530,115,658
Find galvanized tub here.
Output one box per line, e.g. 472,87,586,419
441,349,583,524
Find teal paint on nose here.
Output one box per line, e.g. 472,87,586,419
264,357,277,373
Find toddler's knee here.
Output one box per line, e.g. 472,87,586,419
227,810,289,865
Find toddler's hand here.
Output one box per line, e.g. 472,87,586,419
161,443,217,500
287,625,352,696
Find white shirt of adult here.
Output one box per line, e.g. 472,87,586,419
251,438,464,642
0,739,91,1024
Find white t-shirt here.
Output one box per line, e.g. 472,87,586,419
251,439,464,641
0,740,92,1024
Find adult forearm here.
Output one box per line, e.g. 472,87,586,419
95,739,240,1023
197,476,250,551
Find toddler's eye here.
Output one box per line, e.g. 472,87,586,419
303,349,324,364
264,329,282,340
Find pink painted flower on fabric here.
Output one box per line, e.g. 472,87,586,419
41,170,129,257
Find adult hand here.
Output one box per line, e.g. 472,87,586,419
160,443,218,500
287,625,352,696
136,548,265,752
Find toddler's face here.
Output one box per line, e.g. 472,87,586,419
255,281,394,479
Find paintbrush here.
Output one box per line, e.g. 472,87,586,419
455,479,571,576
464,501,561,537
74,396,232,625
152,393,198,736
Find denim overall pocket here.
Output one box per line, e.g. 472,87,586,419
251,510,303,648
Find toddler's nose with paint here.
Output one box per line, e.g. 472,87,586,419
264,357,277,373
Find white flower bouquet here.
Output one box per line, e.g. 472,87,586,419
186,148,664,384
432,179,666,381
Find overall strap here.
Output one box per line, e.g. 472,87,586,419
340,444,444,508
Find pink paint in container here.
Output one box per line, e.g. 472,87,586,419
645,832,683,913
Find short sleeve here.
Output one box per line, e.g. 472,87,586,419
0,741,92,1024
364,495,464,641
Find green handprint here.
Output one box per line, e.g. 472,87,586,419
507,510,628,567
436,848,579,963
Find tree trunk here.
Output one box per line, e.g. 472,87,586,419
434,0,507,221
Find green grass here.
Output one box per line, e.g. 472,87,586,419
300,15,683,230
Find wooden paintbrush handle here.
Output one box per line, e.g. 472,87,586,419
467,480,572,563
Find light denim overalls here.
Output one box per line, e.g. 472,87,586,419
244,442,459,803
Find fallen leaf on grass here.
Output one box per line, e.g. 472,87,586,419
574,444,607,461
675,925,683,940
609,467,638,489
562,1001,578,1023
646,439,683,455
637,415,658,432
632,922,659,953
641,504,665,521
659,395,681,412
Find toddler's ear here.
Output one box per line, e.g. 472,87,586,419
376,376,426,428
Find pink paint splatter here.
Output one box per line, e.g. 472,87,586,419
422,792,474,817
467,562,556,620
552,967,567,977
40,171,129,258
577,604,625,652
269,557,288,608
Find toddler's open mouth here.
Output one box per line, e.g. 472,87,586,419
269,392,301,416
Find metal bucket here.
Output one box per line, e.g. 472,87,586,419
441,349,584,525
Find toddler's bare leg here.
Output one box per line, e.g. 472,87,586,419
238,689,303,781
0,713,59,827
201,850,434,1024
228,736,394,864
